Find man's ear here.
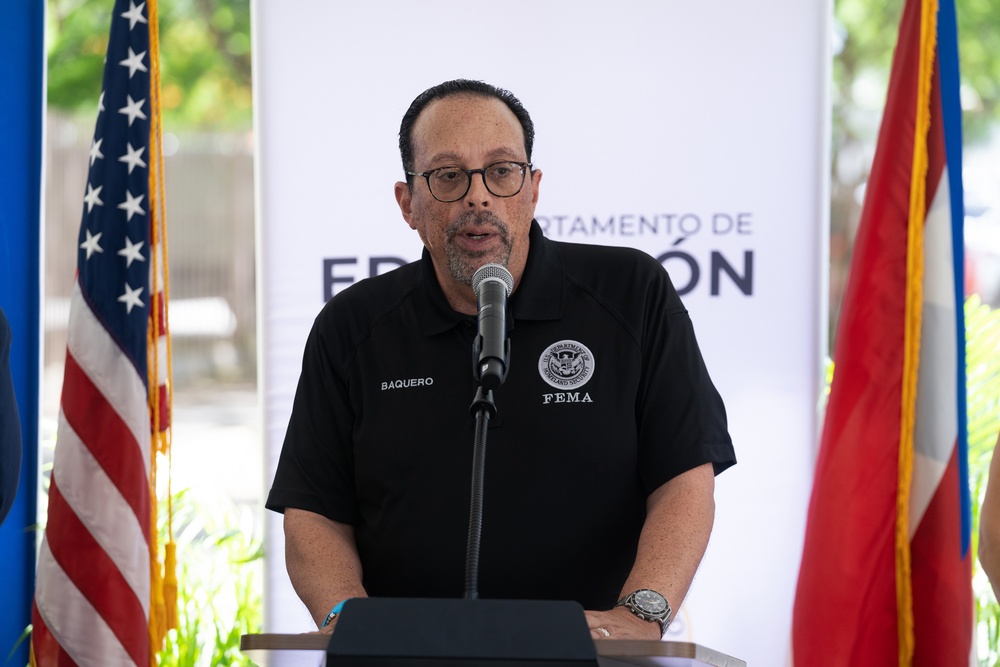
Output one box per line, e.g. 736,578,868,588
394,181,416,229
530,168,542,206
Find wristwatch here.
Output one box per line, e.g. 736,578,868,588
616,589,672,635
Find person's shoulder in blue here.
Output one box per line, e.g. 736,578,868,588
0,305,22,526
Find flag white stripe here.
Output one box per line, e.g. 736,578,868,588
911,168,959,533
157,333,168,381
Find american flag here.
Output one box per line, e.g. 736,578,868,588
32,1,172,665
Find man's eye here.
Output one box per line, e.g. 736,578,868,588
489,163,516,178
433,169,463,182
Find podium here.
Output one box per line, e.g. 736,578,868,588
239,634,746,667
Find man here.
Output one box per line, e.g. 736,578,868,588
266,80,735,641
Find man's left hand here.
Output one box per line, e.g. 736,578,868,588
584,607,661,641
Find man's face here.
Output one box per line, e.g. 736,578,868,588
395,94,541,308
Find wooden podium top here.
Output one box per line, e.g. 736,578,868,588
240,633,746,667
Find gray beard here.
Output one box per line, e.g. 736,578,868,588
444,211,513,286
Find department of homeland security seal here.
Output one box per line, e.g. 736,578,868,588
538,340,595,390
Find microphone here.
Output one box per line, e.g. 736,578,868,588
471,263,513,391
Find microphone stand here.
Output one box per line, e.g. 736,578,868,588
465,385,497,600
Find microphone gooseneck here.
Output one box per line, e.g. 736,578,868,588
464,263,512,600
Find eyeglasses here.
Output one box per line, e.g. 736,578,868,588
407,161,532,203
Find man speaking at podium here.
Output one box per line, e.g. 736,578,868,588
266,80,736,642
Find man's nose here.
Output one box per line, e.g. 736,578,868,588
464,171,492,208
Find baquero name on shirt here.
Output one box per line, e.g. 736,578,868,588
381,377,434,391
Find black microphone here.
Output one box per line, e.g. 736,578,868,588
471,263,513,391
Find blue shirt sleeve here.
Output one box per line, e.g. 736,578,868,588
0,306,22,526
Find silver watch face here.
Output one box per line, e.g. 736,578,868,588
634,589,668,615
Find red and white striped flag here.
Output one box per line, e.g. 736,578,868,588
792,0,972,665
32,0,173,664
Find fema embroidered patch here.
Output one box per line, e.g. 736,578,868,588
538,340,595,389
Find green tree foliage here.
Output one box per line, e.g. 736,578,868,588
830,0,1000,342
834,0,1000,155
47,0,252,130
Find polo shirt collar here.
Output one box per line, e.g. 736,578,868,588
415,249,468,336
415,220,564,337
510,220,564,322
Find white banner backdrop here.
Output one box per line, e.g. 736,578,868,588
252,2,830,664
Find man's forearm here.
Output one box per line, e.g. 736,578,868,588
619,462,716,611
284,508,368,627
582,463,716,640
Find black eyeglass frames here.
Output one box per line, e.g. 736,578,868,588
406,161,532,203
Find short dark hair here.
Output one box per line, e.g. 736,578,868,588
398,79,535,180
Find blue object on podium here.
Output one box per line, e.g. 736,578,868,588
326,598,599,666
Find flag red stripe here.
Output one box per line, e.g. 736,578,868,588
61,351,150,540
925,54,946,208
152,291,167,337
30,604,80,667
155,382,170,431
911,446,973,666
45,478,150,666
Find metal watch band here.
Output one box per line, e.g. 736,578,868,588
616,589,672,635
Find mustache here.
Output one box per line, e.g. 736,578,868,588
446,211,511,242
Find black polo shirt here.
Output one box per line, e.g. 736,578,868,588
267,221,735,610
